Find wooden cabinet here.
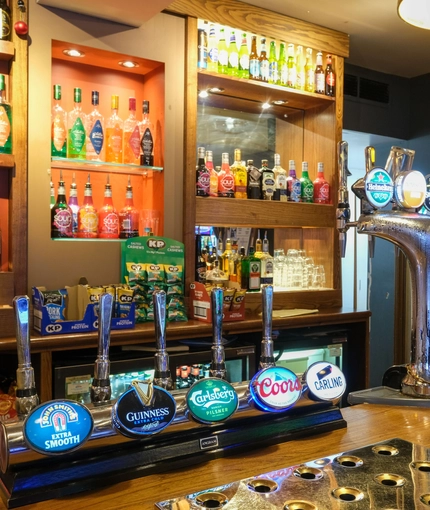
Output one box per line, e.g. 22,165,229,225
167,0,349,311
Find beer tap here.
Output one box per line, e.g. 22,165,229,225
209,287,226,379
13,296,39,419
90,292,113,404
336,141,352,258
259,285,276,370
153,290,173,390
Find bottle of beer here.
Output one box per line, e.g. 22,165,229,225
305,48,315,93
296,45,305,91
287,44,296,88
259,38,269,82
196,146,210,197
325,54,336,97
261,159,275,200
247,159,262,199
197,27,208,70
300,161,314,203
0,0,11,41
249,35,260,80
227,31,239,77
217,28,229,74
238,33,250,79
207,23,218,72
278,43,288,86
315,52,325,94
313,162,330,204
268,41,278,85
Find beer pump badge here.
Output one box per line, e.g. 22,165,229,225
23,400,94,455
186,378,239,424
364,167,393,209
112,380,176,438
305,362,346,401
250,367,302,412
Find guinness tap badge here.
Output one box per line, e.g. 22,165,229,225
112,379,176,438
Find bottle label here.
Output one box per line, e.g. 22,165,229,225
289,180,301,202
128,125,141,158
141,128,154,160
315,182,330,203
110,124,122,155
89,119,104,155
287,68,296,88
239,54,249,71
70,117,86,153
52,115,66,152
316,74,325,93
249,58,260,78
197,171,210,193
249,260,261,289
198,44,207,69
79,210,98,233
101,212,119,234
279,63,288,85
218,49,228,66
228,52,239,68
219,173,235,193
208,47,218,64
53,208,72,234
1,11,11,39
327,73,335,87
260,61,269,81
302,181,314,202
269,62,278,83
306,69,315,92
262,175,275,196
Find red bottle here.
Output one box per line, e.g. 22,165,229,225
313,162,330,204
98,175,119,238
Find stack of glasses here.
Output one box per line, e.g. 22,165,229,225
273,249,326,290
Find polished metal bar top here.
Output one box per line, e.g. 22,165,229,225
155,438,429,509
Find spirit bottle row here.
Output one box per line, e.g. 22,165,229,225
50,172,140,239
196,148,330,204
197,22,336,96
51,85,155,166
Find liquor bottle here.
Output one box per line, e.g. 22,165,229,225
296,45,305,91
238,33,250,79
85,90,105,162
51,171,73,238
217,230,224,258
217,28,228,74
50,177,55,209
249,35,260,80
278,42,288,86
325,54,336,97
77,173,98,238
218,152,235,198
227,31,239,76
287,44,296,88
259,38,269,82
268,41,278,85
67,87,86,159
300,161,314,203
51,84,66,158
105,94,123,164
261,159,275,200
195,234,207,283
241,246,261,292
68,173,79,236
254,230,263,257
221,237,233,276
140,100,154,166
123,97,141,165
197,27,208,70
98,175,119,238
315,52,325,94
119,176,140,238
206,150,218,197
231,148,247,199
189,365,201,385
313,162,330,204
286,159,301,202
273,153,287,202
247,159,262,199
260,231,274,285
236,246,245,287
196,146,210,197
207,23,218,72
0,0,11,41
305,48,315,93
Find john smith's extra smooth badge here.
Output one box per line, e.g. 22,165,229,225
304,361,346,402
186,378,239,424
112,380,176,438
23,400,94,455
364,167,394,209
249,367,302,412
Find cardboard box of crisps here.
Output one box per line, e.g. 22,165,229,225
0,394,17,423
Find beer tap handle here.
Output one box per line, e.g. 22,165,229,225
13,296,39,419
259,285,276,370
336,141,351,258
153,290,173,390
91,292,113,404
209,287,226,379
365,146,376,258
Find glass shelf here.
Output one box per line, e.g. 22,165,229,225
51,238,129,242
51,157,163,176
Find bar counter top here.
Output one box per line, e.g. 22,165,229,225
2,403,429,510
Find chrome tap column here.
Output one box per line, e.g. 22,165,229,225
13,296,39,419
209,287,226,379
153,290,173,390
90,292,113,403
336,141,352,258
259,285,276,370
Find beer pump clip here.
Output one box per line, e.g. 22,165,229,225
112,290,177,438
249,285,302,413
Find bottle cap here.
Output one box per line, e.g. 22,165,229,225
143,100,150,114
111,94,119,109
91,90,99,106
129,97,136,111
74,87,82,103
53,84,61,100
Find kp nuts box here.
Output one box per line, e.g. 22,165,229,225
189,282,246,323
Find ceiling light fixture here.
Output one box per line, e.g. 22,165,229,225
398,0,430,29
62,49,85,58
119,60,139,68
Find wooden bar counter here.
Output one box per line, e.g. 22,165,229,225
1,403,428,510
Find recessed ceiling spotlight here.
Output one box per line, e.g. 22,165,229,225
208,87,225,93
119,60,139,68
272,99,288,105
62,49,85,58
198,90,209,98
261,102,271,110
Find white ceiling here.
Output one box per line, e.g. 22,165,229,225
37,0,430,78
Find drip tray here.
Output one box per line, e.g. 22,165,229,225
348,386,430,407
155,438,430,509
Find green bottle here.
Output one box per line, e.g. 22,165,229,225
51,84,67,158
287,43,296,88
0,74,12,154
238,33,249,79
300,161,314,203
218,28,229,75
227,31,239,76
268,41,278,85
278,42,288,86
241,246,261,292
67,87,86,159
